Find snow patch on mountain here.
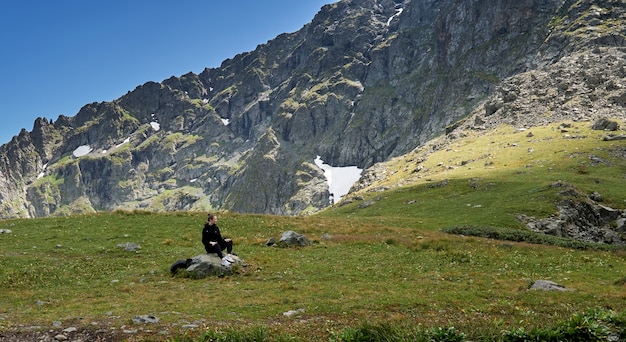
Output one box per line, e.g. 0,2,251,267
315,156,362,203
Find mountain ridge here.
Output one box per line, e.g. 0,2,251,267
1,0,624,219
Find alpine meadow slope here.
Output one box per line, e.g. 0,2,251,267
1,0,625,219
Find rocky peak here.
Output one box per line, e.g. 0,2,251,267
0,0,622,219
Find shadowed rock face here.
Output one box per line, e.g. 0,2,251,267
2,0,624,219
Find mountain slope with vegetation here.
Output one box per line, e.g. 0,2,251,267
2,3,626,339
1,160,625,341
2,106,626,339
4,0,621,219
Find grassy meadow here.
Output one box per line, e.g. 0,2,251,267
1,121,626,341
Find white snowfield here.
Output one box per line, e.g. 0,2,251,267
314,155,362,203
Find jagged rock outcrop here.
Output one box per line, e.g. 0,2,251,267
518,183,626,245
0,0,623,219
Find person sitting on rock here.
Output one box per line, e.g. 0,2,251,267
202,213,235,265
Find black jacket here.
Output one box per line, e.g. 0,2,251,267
202,223,225,248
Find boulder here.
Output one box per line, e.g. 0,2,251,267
592,117,620,131
277,230,311,247
170,254,246,279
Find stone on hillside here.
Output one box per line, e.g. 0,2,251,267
359,199,377,209
592,117,620,131
590,191,603,202
598,204,621,221
278,230,311,247
0,228,12,234
530,280,571,291
132,315,159,324
54,334,68,341
603,134,626,141
171,253,246,279
116,242,141,251
283,308,305,317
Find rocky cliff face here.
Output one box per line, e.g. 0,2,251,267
0,0,621,219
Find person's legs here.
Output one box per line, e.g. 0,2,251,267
206,243,224,259
223,239,233,254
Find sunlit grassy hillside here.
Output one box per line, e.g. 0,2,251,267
1,120,626,341
325,121,626,228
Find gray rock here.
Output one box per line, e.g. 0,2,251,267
592,117,620,131
278,231,311,247
283,308,305,317
116,242,141,251
176,254,246,279
54,334,68,341
359,199,377,209
530,280,571,291
603,134,626,141
598,204,621,221
187,254,232,278
616,218,626,232
590,191,603,202
132,315,159,324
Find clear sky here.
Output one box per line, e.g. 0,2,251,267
0,1,334,145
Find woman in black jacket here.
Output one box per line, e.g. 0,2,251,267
202,213,234,262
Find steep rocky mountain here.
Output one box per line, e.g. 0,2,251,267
0,0,623,219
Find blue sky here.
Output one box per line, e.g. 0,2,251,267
0,1,334,145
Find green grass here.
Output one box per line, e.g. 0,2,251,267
1,120,626,341
2,211,626,341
